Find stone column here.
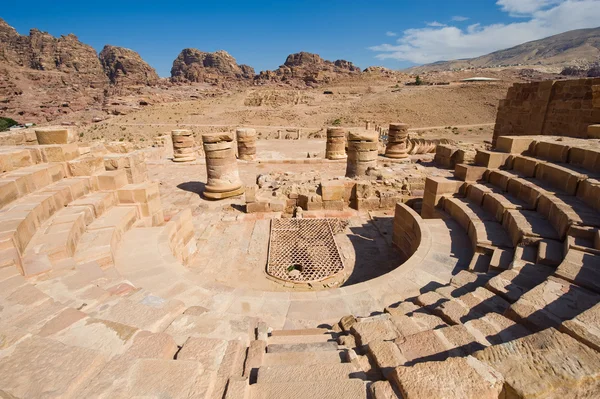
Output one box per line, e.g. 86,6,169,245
365,121,372,130
326,127,347,160
385,123,409,159
171,130,196,162
345,131,378,177
236,128,257,161
201,132,244,199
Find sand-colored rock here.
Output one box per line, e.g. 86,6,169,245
391,356,504,398
475,328,600,398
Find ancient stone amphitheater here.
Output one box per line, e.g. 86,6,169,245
1,78,600,398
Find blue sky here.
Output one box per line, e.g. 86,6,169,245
2,1,599,77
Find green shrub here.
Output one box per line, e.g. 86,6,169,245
332,118,342,126
0,117,19,132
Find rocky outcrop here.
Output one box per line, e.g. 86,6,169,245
0,18,109,122
561,62,600,77
99,45,159,86
170,49,255,84
0,19,108,85
256,52,361,87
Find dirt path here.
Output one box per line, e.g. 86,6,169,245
102,121,495,131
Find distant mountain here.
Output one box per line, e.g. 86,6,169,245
255,52,361,87
407,27,600,73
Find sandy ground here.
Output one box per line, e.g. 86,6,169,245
77,77,508,145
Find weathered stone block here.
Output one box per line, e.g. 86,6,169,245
495,136,534,154
35,128,75,144
588,124,600,139
68,156,105,176
246,201,269,213
454,164,486,182
97,170,129,191
475,150,509,169
321,180,345,201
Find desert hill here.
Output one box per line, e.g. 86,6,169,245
170,49,255,85
407,27,600,73
99,45,160,87
255,52,362,87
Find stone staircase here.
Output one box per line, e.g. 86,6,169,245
0,144,227,398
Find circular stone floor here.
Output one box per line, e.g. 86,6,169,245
112,149,472,331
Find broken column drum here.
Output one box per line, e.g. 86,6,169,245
171,130,196,162
201,132,244,199
385,123,410,159
325,127,347,160
236,128,257,161
345,131,379,177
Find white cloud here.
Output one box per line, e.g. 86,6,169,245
385,31,397,37
451,16,470,21
497,0,561,15
427,21,447,27
370,0,600,64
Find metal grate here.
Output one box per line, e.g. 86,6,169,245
267,218,345,283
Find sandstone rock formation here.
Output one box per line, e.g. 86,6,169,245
256,52,361,87
0,18,108,122
170,48,255,84
0,19,107,83
99,45,159,86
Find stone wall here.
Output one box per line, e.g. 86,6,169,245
392,202,422,261
493,78,600,144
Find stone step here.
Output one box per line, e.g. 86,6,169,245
485,263,554,303
502,209,560,246
77,356,205,397
442,196,513,251
480,186,533,223
416,291,484,325
349,316,400,346
29,261,114,311
386,308,447,340
555,248,600,294
536,239,563,267
449,270,492,296
474,327,600,398
269,327,331,337
87,205,138,236
74,227,120,268
69,191,118,219
88,296,185,333
489,247,514,272
256,363,361,383
24,210,88,268
468,252,491,273
261,350,347,366
249,380,367,399
267,341,339,353
505,276,600,332
267,333,337,345
561,302,600,352
164,311,258,345
47,314,139,355
0,162,68,210
394,324,487,365
463,312,530,345
390,355,504,398
0,336,108,398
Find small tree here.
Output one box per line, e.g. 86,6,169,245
415,75,423,86
0,117,19,132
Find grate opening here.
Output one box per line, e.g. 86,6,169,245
267,218,346,283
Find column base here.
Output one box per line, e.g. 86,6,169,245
203,186,245,200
